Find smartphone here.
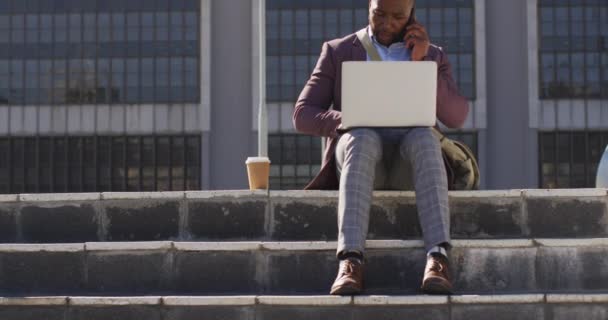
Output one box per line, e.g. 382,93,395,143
407,7,416,27
399,7,416,41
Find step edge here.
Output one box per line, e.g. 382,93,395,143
257,295,352,306
85,241,174,251
101,192,185,200
547,294,608,304
4,238,608,253
0,297,68,306
354,295,447,305
450,294,545,304
162,296,257,306
68,296,162,306
5,294,608,307
186,190,268,199
19,193,101,202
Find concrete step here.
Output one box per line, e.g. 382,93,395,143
0,189,607,243
2,239,608,296
1,294,608,320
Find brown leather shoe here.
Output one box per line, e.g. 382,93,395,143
329,258,364,295
421,253,453,294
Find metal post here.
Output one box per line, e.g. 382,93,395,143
257,0,268,157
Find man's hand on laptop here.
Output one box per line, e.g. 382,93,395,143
404,21,430,61
335,123,346,137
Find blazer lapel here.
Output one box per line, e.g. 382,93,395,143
351,28,368,61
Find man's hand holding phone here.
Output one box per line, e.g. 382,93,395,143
404,18,430,61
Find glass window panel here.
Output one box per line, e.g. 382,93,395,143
126,58,139,86
141,136,155,191
82,137,96,192
52,137,67,192
53,14,68,42
170,57,183,86
185,136,200,190
23,138,37,193
67,137,82,191
98,13,111,42
142,12,154,26
0,29,8,43
0,60,7,74
185,12,197,27
126,137,140,191
111,137,125,191
25,60,38,89
0,139,9,193
0,15,8,29
170,137,185,190
156,137,170,191
26,14,38,30
155,57,169,86
94,137,110,190
12,138,25,193
0,74,7,88
184,26,197,41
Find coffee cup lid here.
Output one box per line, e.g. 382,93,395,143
246,157,271,164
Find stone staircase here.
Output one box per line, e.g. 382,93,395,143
0,189,607,319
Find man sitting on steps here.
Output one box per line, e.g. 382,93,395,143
292,0,469,295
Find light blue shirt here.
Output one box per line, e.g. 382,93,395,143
367,27,411,62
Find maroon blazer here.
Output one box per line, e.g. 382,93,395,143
293,28,469,190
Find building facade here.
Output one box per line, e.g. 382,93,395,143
0,0,607,193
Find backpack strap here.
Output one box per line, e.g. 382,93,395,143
355,28,383,62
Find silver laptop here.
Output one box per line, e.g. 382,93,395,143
341,61,437,129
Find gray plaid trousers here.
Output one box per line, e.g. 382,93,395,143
335,127,450,255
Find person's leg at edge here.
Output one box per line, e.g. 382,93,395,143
330,128,384,295
400,127,453,294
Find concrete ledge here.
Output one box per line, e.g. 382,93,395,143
453,239,535,248
163,296,256,306
262,241,336,251
449,190,523,198
354,295,447,305
1,239,603,254
101,192,185,200
523,189,607,197
0,194,20,202
365,240,424,249
0,243,84,252
451,294,544,304
186,190,268,199
10,189,608,202
373,191,417,198
535,238,608,247
257,296,351,306
68,297,161,306
85,242,173,251
270,190,339,199
9,294,608,306
0,297,67,306
547,294,608,304
174,242,262,251
19,193,101,202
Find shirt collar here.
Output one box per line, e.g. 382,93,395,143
367,25,406,50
